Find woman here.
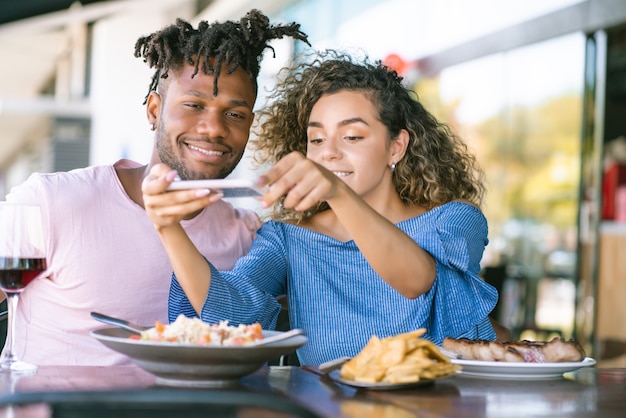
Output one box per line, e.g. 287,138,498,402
142,51,498,365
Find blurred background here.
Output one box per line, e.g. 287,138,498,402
1,0,625,364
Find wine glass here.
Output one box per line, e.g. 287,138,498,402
0,202,47,373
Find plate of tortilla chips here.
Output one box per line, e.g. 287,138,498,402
330,329,460,390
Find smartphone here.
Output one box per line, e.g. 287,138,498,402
165,178,266,198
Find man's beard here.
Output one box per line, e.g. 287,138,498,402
155,125,242,180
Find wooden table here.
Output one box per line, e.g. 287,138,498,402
0,365,624,417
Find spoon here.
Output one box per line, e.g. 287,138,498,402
90,311,149,334
91,311,306,346
318,356,352,374
251,328,306,346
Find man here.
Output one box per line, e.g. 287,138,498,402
2,10,309,366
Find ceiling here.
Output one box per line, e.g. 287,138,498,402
0,0,194,168
0,2,84,167
0,0,110,26
0,0,281,169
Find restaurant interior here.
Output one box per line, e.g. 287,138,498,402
0,1,626,416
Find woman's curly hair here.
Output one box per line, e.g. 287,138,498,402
133,9,309,103
252,50,485,223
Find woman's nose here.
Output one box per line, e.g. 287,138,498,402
320,139,342,160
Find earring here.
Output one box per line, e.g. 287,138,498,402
390,163,396,172
150,123,156,131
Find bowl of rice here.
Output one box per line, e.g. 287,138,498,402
92,315,307,387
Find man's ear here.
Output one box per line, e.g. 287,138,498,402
146,91,162,128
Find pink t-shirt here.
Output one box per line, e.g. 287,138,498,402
4,160,261,365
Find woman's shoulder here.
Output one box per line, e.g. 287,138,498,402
438,200,486,228
450,198,480,210
399,200,486,235
408,199,483,221
436,199,484,217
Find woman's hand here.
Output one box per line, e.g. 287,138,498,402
142,163,223,228
256,151,344,211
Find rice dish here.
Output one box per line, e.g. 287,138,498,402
138,314,263,346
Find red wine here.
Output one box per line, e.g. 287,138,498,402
0,257,47,291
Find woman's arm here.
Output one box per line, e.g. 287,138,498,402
258,152,436,299
142,164,222,314
167,223,287,328
326,182,436,298
155,223,213,315
143,163,286,322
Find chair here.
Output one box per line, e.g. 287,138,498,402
597,338,626,364
489,317,512,341
268,295,300,366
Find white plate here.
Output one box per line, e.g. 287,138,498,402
327,370,437,391
91,327,307,387
450,357,596,380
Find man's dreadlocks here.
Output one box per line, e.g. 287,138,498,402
133,9,310,103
